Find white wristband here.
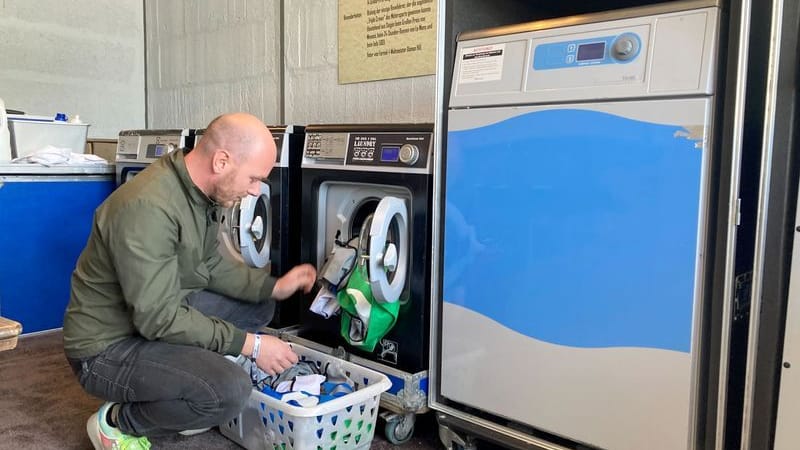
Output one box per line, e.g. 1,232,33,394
251,334,261,360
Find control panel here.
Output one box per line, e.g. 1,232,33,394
523,23,651,94
532,32,641,70
187,126,292,166
116,132,141,161
304,132,349,159
451,7,717,107
144,138,179,159
116,130,186,162
303,131,432,172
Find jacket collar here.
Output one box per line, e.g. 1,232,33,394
169,149,218,208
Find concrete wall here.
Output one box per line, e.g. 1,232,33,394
145,0,436,128
0,0,436,137
145,0,282,128
284,0,436,125
0,0,145,138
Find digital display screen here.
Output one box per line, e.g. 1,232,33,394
577,42,605,61
381,146,400,162
154,144,165,156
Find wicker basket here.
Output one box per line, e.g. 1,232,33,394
0,317,22,352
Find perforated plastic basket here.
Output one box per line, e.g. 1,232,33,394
220,343,391,450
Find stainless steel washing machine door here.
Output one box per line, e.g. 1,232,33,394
219,181,271,268
318,182,412,302
366,196,409,303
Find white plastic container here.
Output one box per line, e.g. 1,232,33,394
220,343,391,450
7,114,89,158
0,98,11,161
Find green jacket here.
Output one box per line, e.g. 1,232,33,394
63,150,276,359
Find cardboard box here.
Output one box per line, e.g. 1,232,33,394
8,115,89,158
85,139,118,162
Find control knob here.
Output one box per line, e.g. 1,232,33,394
611,34,640,61
166,143,176,153
399,144,419,165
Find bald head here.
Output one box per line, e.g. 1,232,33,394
184,112,277,207
198,112,275,163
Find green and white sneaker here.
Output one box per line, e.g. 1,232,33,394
87,402,151,450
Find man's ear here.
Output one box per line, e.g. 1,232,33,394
211,149,231,174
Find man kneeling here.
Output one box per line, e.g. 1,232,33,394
63,113,316,449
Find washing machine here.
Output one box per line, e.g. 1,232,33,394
276,124,433,443
194,125,306,327
115,129,190,187
433,2,728,450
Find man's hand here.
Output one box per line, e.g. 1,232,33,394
244,333,298,376
271,263,317,300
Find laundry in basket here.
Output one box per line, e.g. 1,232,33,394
220,343,391,450
250,359,356,407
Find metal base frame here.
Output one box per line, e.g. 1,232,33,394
434,408,580,450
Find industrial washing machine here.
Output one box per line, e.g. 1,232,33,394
115,129,191,187
273,124,434,444
190,125,306,327
432,1,739,449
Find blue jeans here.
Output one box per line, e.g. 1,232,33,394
67,291,275,437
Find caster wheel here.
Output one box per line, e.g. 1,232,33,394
438,420,477,450
384,415,415,445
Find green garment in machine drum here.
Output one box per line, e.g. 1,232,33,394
337,263,400,352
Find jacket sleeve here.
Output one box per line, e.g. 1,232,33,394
204,233,277,304
107,199,246,355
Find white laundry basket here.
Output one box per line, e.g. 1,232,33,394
220,343,391,450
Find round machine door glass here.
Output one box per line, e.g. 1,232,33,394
367,196,409,303
234,181,271,268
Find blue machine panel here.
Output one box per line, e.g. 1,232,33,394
444,108,702,352
0,178,114,333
